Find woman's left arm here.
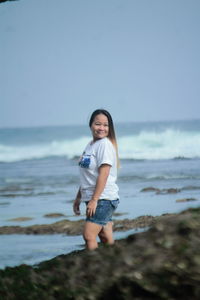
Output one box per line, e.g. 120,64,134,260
86,164,111,217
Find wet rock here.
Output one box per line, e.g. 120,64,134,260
0,193,28,198
176,198,198,203
0,207,200,299
0,214,175,235
0,186,33,193
0,202,10,206
141,187,160,193
7,217,34,222
113,212,128,217
43,213,66,218
0,219,84,235
141,187,181,194
156,188,181,194
181,185,200,191
0,0,18,4
114,214,174,232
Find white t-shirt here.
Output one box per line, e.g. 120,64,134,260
79,137,119,202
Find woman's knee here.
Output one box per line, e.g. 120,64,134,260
83,222,102,242
83,231,95,242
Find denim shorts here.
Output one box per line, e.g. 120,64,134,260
85,199,119,226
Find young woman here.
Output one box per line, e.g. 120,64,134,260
73,109,119,250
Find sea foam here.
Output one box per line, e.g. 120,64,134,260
0,129,200,162
118,129,200,160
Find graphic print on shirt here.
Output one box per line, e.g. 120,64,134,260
79,153,91,168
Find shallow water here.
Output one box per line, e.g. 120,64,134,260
0,228,147,270
0,234,83,269
0,120,200,269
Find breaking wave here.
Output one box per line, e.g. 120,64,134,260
0,129,200,162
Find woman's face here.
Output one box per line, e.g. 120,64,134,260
91,114,109,141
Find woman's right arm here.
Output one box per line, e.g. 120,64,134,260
73,187,81,215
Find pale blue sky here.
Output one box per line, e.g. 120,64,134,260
0,0,200,128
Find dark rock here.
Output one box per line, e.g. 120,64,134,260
156,188,181,194
43,213,66,218
0,207,200,299
0,202,10,206
0,0,18,4
141,187,181,194
176,198,198,203
140,187,160,193
7,217,34,222
0,219,84,235
181,185,200,191
113,212,128,217
0,214,175,235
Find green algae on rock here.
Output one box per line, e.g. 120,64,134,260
0,207,200,299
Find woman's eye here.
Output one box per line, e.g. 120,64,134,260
94,123,108,126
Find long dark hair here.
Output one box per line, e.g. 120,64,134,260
89,109,120,167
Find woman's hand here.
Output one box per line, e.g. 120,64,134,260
73,199,81,215
73,187,81,215
86,199,98,217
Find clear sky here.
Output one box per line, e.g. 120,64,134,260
0,0,200,128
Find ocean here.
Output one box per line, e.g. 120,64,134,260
0,119,200,269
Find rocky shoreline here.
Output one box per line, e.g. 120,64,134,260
0,187,198,236
0,213,176,235
0,206,200,299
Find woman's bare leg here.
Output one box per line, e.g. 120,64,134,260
83,221,102,250
98,222,114,245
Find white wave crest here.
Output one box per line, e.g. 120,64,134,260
0,137,90,163
0,129,200,162
118,129,200,160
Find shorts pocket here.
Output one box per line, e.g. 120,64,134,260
111,199,119,209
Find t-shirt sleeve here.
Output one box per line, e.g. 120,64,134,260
96,138,115,168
